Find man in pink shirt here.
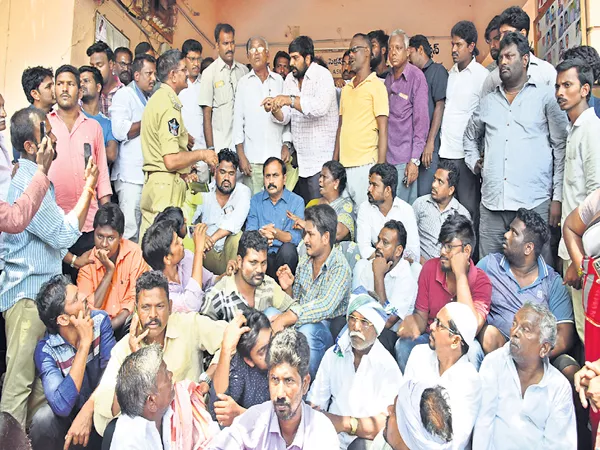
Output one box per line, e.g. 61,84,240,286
48,65,112,280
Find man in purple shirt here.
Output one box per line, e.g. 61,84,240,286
209,328,339,449
385,29,430,205
30,274,116,450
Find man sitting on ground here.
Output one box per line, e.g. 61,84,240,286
210,308,272,426
395,213,491,372
30,275,116,450
77,203,149,335
194,149,251,275
473,303,577,449
93,271,226,435
203,230,297,322
272,204,351,379
353,220,418,354
210,328,339,449
403,303,482,450
477,208,578,380
308,293,402,450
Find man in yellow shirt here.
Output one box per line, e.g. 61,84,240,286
139,49,217,239
92,271,226,435
334,33,389,207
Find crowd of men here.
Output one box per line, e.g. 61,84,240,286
1,4,600,449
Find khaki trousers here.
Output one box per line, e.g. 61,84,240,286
203,232,243,276
1,298,47,426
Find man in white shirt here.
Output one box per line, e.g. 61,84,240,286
556,58,600,343
234,36,292,195
263,35,339,204
439,21,488,231
194,149,251,275
403,303,482,450
179,39,206,150
473,302,577,449
199,23,248,152
109,54,156,242
307,293,402,450
357,163,420,263
480,6,557,97
353,220,418,354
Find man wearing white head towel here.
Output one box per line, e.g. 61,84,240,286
307,292,403,450
402,302,481,449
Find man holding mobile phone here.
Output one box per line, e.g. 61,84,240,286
47,65,112,281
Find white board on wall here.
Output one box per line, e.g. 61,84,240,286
95,11,130,50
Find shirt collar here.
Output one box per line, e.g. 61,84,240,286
499,254,549,283
450,57,478,73
268,401,307,448
249,68,277,80
422,59,433,70
164,314,181,340
425,195,461,211
435,257,478,288
572,106,596,128
187,75,201,86
15,158,38,177
216,56,243,72
261,188,291,204
49,108,86,130
348,71,379,89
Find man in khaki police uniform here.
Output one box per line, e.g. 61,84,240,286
199,23,248,152
140,49,218,239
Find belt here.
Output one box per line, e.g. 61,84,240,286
145,171,185,181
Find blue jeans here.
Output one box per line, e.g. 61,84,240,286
394,163,418,205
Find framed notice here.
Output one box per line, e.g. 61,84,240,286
535,0,584,66
95,12,130,50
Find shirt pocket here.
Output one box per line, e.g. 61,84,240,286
512,103,546,136
213,79,232,109
390,92,413,120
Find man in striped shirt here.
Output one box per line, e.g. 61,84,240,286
0,107,98,427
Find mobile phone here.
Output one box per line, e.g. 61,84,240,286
188,225,195,237
39,120,58,161
83,143,92,168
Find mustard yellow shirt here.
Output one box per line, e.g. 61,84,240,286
339,72,389,167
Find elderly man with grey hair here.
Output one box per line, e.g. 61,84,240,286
233,36,294,195
473,302,577,449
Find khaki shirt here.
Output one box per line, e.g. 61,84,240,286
93,312,226,435
141,83,189,174
198,56,248,151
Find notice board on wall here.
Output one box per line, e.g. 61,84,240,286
95,12,130,50
535,0,583,65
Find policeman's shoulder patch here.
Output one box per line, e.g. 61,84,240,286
168,118,179,136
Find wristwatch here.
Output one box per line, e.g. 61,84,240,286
199,372,212,386
289,94,296,109
410,158,421,167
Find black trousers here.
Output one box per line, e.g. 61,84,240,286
62,231,95,283
30,404,102,450
266,243,299,281
293,172,321,205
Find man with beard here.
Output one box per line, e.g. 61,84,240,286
79,65,118,164
87,41,123,117
199,23,248,152
193,149,251,275
247,157,304,279
335,33,389,207
484,15,502,72
395,213,491,372
110,54,156,242
210,328,339,449
353,220,418,354
93,271,227,435
113,47,133,86
403,302,482,450
262,35,338,204
368,30,390,79
48,65,112,281
307,293,402,450
463,32,567,261
476,209,578,379
203,231,297,322
273,50,291,79
474,303,576,449
234,37,292,195
179,39,206,153
21,66,56,114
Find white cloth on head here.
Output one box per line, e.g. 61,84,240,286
396,380,453,450
443,302,477,345
347,292,387,335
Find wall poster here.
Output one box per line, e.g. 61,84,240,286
535,0,583,66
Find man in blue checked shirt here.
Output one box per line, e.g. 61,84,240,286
30,275,116,450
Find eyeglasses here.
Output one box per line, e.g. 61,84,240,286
248,47,266,55
186,56,202,64
117,61,132,69
349,46,367,54
440,242,464,253
432,317,467,348
348,314,373,329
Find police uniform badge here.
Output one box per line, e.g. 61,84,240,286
168,118,179,136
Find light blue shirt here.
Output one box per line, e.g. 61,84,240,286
0,159,80,311
464,80,568,211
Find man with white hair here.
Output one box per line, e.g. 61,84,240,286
307,292,403,450
403,302,482,449
473,302,577,449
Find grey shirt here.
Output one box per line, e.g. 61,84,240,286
463,80,568,212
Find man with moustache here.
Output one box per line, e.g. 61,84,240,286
48,65,113,280
113,47,133,86
273,51,291,79
192,149,251,275
263,35,338,204
368,30,390,79
110,54,157,242
179,39,206,152
484,15,502,72
93,271,227,435
87,41,123,117
199,23,248,152
210,328,339,449
464,32,568,261
307,294,402,450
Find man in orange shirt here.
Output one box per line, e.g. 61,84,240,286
78,203,149,338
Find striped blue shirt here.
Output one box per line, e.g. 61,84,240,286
0,159,80,311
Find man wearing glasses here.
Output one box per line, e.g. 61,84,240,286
179,39,207,152
113,47,133,85
395,213,492,372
